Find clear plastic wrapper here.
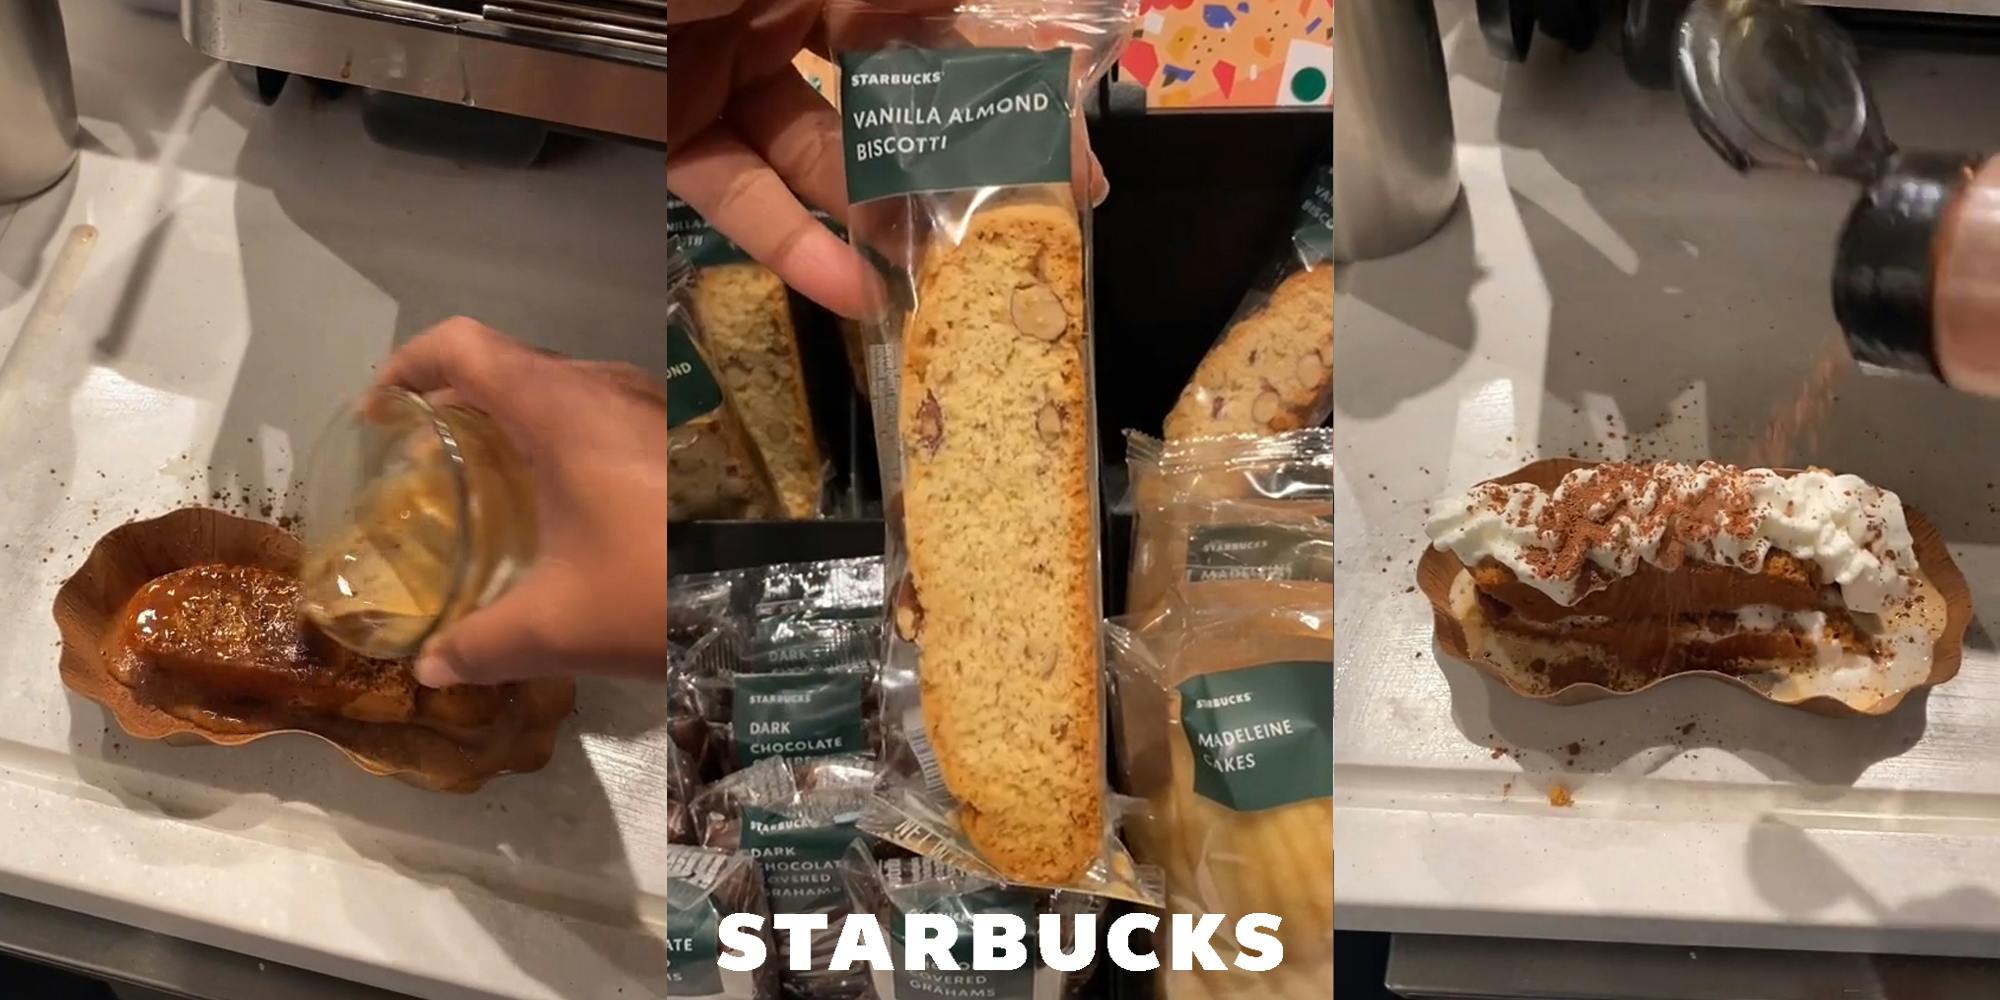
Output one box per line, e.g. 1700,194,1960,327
669,250,784,521
1163,165,1333,440
695,755,884,999
1108,431,1332,999
667,845,779,1000
1123,429,1333,619
829,0,1154,906
670,556,887,639
670,197,836,518
670,557,891,780
839,843,1105,1000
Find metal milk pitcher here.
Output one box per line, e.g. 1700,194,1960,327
0,0,80,203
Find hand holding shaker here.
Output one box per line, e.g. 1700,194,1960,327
1675,0,2000,395
0,0,80,203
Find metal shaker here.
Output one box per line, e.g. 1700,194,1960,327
0,0,80,203
1333,0,1462,262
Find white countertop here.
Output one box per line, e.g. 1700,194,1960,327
1337,4,2000,959
0,4,668,998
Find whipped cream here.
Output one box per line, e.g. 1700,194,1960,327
1425,462,1921,614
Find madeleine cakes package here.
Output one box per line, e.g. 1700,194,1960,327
1111,428,1332,999
827,0,1155,905
668,249,783,522
1165,165,1334,440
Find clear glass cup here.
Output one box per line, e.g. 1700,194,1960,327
299,388,536,660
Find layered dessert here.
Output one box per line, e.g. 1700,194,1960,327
110,564,504,742
1423,461,1950,702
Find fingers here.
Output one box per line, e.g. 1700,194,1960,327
373,317,528,409
668,129,879,320
729,70,850,227
413,569,577,687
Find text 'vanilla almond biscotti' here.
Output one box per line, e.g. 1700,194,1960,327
831,0,1144,896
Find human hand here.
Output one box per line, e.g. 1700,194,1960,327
666,0,1108,320
373,318,669,688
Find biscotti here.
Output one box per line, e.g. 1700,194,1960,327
668,252,782,521
688,263,826,518
894,200,1104,884
1167,164,1333,440
1165,266,1333,439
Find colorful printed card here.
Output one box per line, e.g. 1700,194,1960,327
1120,0,1332,108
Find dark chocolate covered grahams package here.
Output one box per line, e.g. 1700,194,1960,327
667,845,778,1000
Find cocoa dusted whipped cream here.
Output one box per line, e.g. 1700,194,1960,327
1425,462,1921,614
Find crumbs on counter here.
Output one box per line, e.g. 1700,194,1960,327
1548,785,1574,808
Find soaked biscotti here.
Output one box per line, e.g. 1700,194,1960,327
894,200,1104,884
1165,266,1333,439
690,262,825,518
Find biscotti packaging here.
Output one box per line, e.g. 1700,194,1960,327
670,197,832,518
667,845,778,1000
1107,430,1332,997
828,0,1153,904
1123,429,1334,618
1165,165,1333,439
840,844,1106,1000
668,250,784,521
696,755,882,999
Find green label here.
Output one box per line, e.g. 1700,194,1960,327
669,196,753,267
734,671,869,764
890,889,1040,999
671,196,847,267
1295,166,1333,264
839,48,1072,204
667,312,723,429
1186,524,1333,583
1177,660,1332,812
740,806,865,914
666,885,724,995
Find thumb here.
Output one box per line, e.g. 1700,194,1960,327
413,570,575,687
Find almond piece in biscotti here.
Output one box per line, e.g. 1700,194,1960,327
1165,266,1333,439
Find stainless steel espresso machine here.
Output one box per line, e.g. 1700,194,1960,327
181,0,667,143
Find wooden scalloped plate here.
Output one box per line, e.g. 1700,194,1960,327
54,507,574,792
1414,458,1972,718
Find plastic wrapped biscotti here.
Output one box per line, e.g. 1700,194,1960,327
1109,429,1332,999
670,197,831,518
1164,165,1333,439
828,0,1155,906
669,250,783,521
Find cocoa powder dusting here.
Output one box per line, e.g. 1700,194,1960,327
1745,341,1847,468
1521,463,1760,584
